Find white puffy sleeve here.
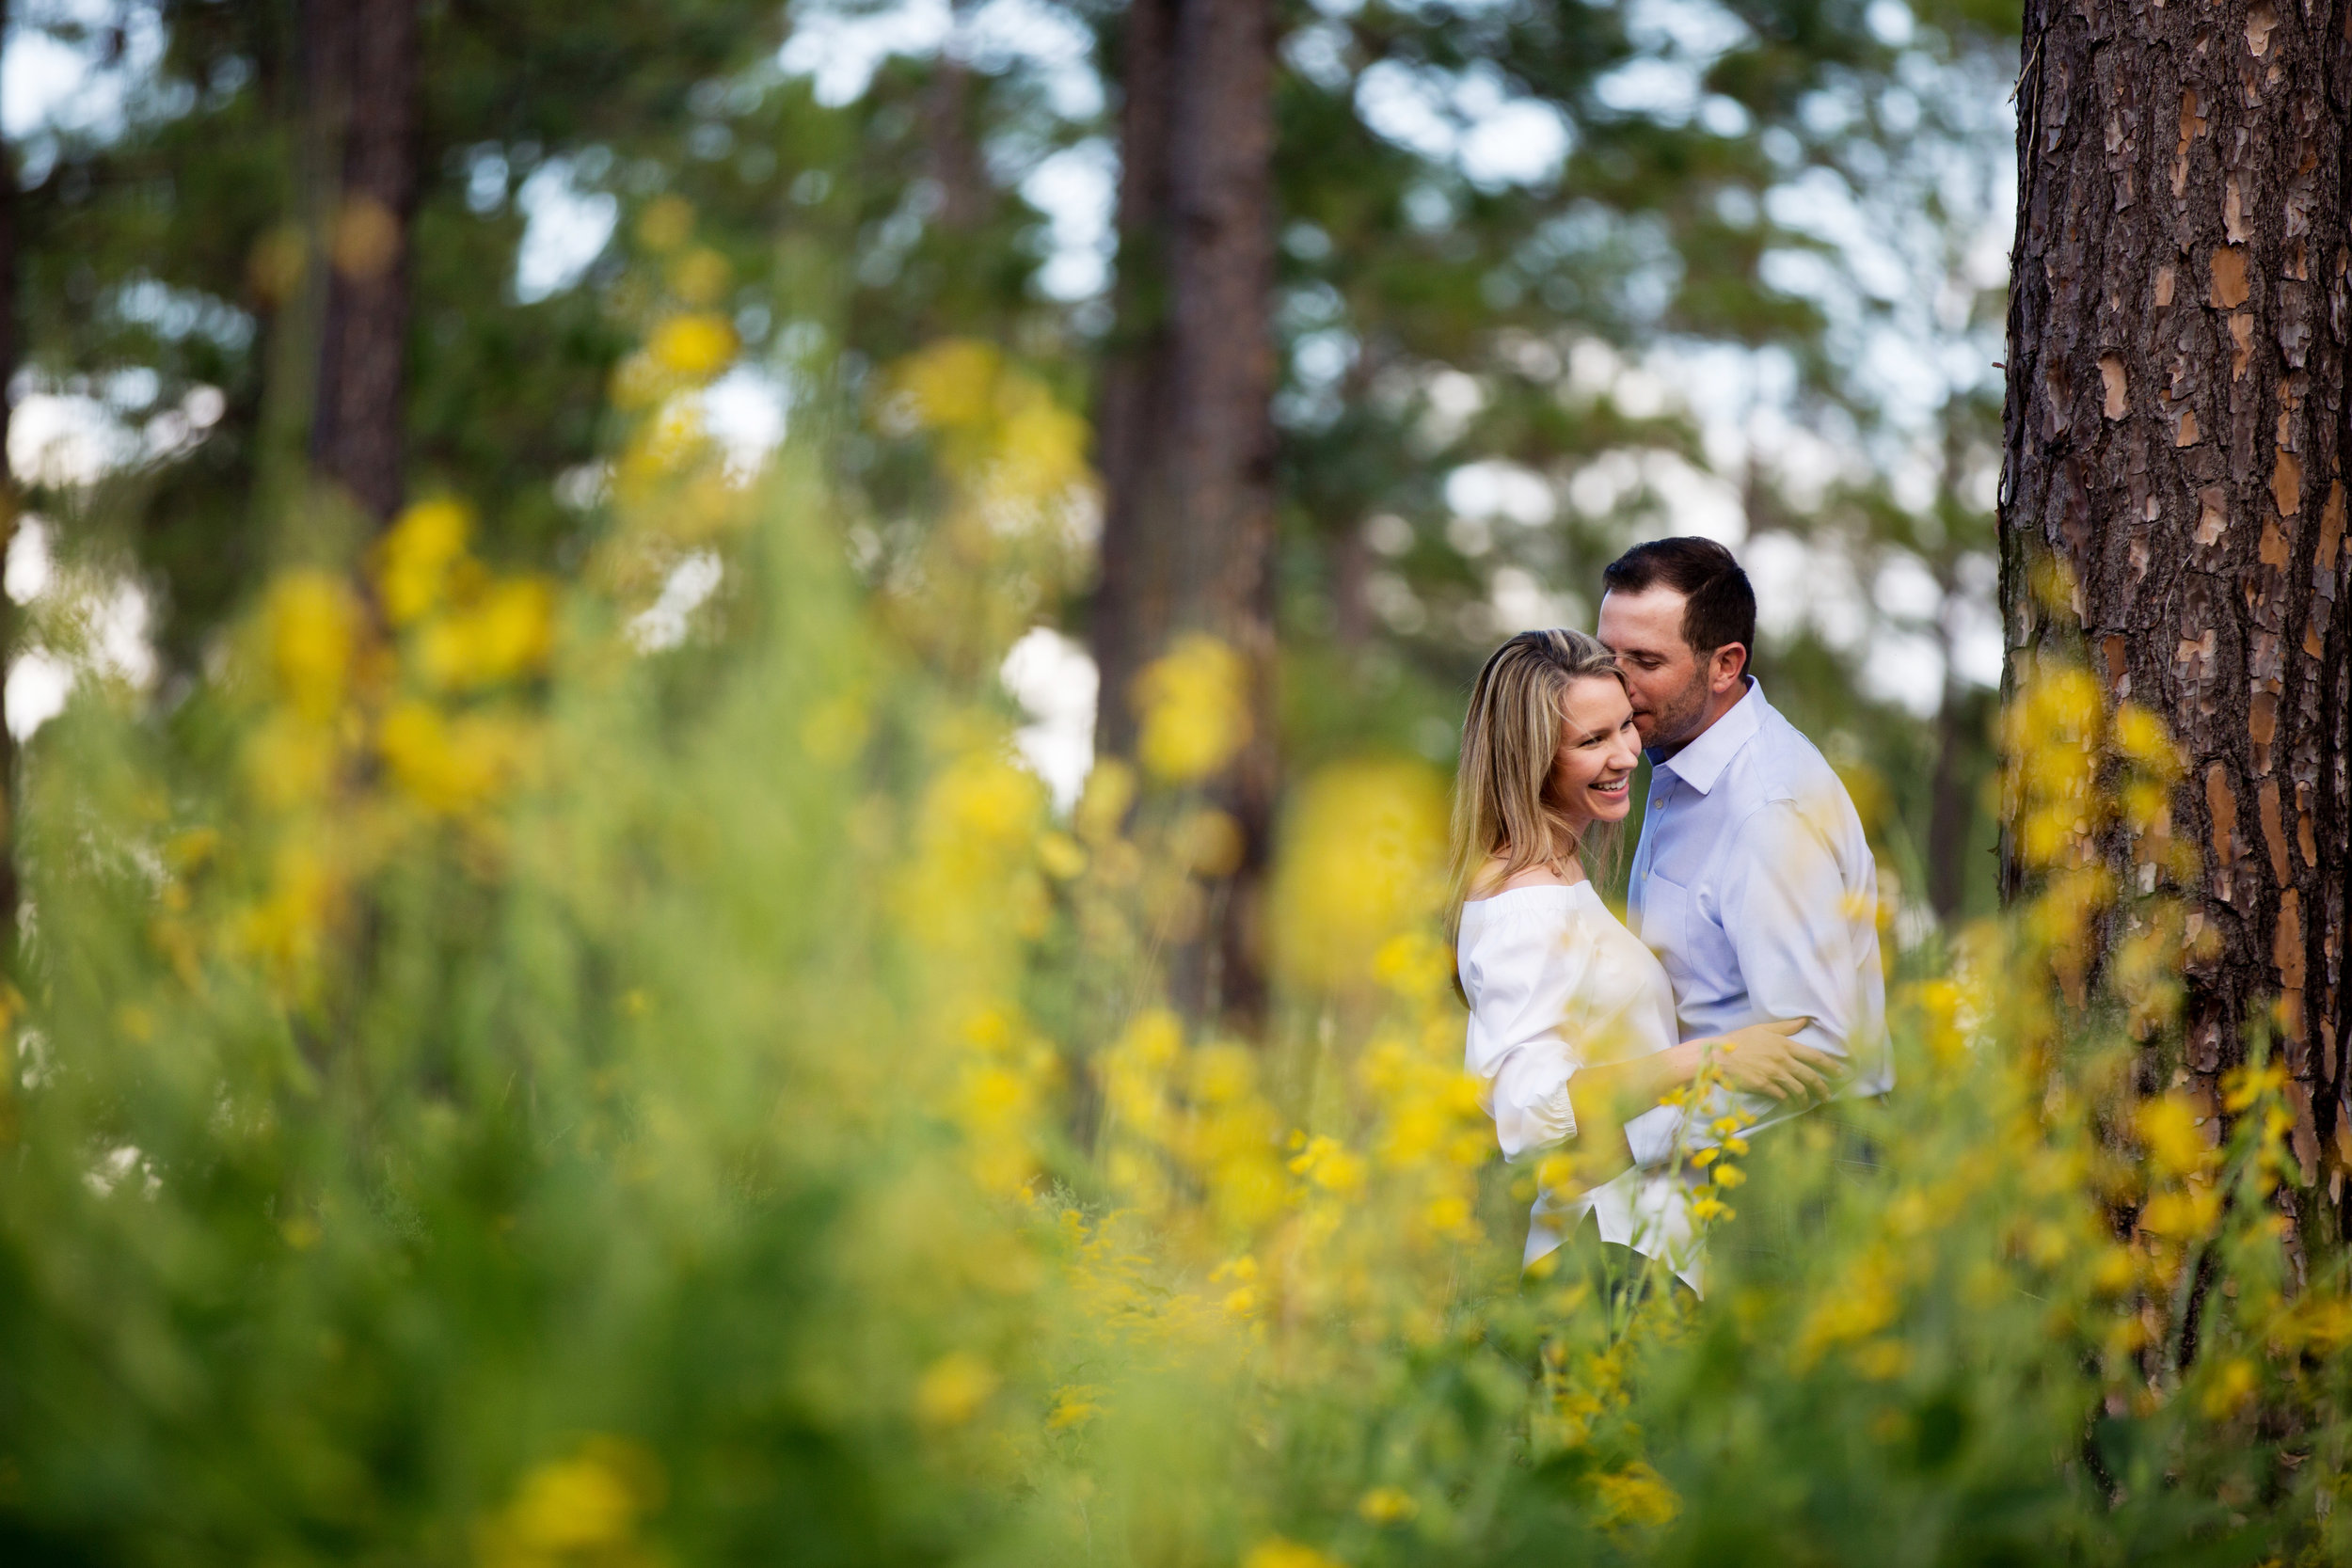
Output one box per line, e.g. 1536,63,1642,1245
1459,909,1593,1160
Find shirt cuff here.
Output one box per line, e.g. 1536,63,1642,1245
1503,1074,1578,1157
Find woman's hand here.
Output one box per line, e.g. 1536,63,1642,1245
1705,1019,1840,1102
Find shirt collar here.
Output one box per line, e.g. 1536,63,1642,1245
1648,679,1764,796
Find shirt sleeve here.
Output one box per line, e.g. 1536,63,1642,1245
1716,798,1871,1069
1460,911,1593,1160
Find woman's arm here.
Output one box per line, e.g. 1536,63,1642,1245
1555,1042,1705,1188
1558,1022,1840,1187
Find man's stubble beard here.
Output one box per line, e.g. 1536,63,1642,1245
1642,664,1714,755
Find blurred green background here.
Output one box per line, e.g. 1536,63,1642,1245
8,0,2012,926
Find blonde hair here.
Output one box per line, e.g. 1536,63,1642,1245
1446,628,1628,936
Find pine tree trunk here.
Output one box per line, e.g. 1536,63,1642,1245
1926,681,1986,924
0,0,19,955
2002,0,2352,1223
306,0,420,525
923,51,988,234
1092,0,1179,767
1092,0,1279,1030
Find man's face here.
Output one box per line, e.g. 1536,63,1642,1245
1597,586,1712,750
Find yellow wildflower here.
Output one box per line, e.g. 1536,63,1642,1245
1037,831,1088,880
1269,760,1445,988
2109,701,2183,779
502,1456,634,1552
478,1437,662,1568
1242,1539,1345,1568
914,1352,998,1428
1176,807,1247,877
647,312,737,379
891,339,1001,431
1046,1386,1104,1431
2222,1059,2288,1113
1074,758,1136,844
378,702,526,816
2198,1356,2259,1420
264,571,359,723
376,498,472,626
419,578,557,690
2090,1246,2137,1295
1133,634,1251,783
2139,1188,2220,1237
1592,1461,1680,1530
1371,930,1450,998
2135,1093,2209,1179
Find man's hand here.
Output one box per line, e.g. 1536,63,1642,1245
1707,1019,1838,1101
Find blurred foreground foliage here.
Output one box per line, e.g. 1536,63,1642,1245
4,323,2350,1568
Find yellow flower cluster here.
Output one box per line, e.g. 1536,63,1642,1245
157,497,560,998
885,340,1092,518
869,340,1097,674
2002,660,2185,878
1269,762,1446,990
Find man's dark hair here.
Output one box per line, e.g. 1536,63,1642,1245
1600,536,1757,673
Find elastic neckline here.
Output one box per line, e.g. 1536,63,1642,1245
1461,880,1597,909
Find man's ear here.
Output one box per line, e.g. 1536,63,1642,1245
1708,642,1748,694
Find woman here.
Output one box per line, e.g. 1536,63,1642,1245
1451,629,1836,1292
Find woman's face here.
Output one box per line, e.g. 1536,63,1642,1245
1551,675,1642,826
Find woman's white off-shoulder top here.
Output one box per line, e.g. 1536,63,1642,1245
1457,882,1699,1289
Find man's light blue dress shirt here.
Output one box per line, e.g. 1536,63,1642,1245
1627,680,1893,1134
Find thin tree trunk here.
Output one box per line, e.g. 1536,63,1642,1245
1925,677,1980,925
1928,412,1983,926
0,0,19,956
922,38,989,234
1092,0,1279,1030
1332,523,1372,651
307,0,420,525
1092,0,1178,764
2002,0,2351,1226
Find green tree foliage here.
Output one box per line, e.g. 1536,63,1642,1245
19,0,2022,921
16,0,788,670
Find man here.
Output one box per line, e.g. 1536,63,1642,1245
1597,537,1891,1164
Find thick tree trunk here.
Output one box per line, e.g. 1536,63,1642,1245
2002,0,2351,1221
306,0,421,525
1092,0,1279,1030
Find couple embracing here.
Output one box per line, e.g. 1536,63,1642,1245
1449,538,1894,1295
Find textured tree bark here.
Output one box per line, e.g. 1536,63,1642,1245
306,0,421,525
2002,0,2352,1229
1092,0,1279,1029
